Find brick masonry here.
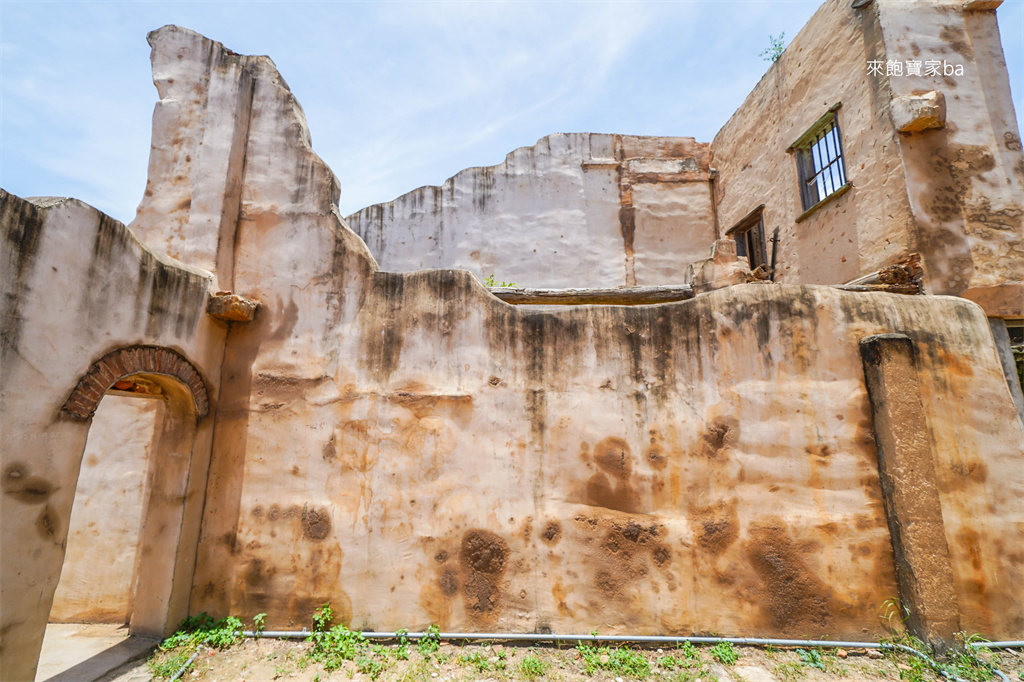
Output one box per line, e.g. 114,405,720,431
61,346,210,419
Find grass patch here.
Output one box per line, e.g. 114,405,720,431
148,612,243,679
520,651,550,679
577,642,652,678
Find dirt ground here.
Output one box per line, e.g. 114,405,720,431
108,636,1024,682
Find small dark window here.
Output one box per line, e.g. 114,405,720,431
727,205,768,271
788,104,850,214
1007,320,1024,347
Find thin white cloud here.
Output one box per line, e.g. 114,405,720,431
1,0,1021,221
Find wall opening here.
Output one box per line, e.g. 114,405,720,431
49,393,163,626
37,356,209,680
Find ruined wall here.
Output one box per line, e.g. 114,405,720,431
711,0,913,286
874,0,1024,315
115,28,1022,644
5,14,1024,680
49,396,162,624
345,135,715,288
0,192,226,680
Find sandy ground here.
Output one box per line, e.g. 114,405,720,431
100,636,1024,682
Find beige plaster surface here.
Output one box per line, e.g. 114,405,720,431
111,26,1020,645
345,134,713,288
49,396,161,624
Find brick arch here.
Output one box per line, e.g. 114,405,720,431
61,345,209,419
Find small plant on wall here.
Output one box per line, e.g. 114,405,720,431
760,32,786,62
484,273,517,288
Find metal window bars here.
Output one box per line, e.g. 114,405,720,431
799,117,847,210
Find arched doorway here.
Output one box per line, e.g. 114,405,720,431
34,346,212,679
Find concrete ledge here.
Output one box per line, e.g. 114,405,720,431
961,283,1024,318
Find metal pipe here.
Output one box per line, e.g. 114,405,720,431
169,645,202,682
241,630,1023,649
970,641,1024,649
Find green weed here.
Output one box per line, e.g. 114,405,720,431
159,612,243,651
759,32,786,62
418,623,441,656
252,612,267,637
305,603,388,678
460,650,492,673
577,642,651,678
711,641,739,666
796,648,827,671
772,660,807,682
147,648,195,679
680,641,701,661
484,274,518,288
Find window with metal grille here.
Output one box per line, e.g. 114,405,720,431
788,104,851,218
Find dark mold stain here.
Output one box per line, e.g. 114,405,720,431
322,433,337,460
939,26,973,59
459,529,510,620
700,417,739,458
541,521,562,545
36,505,60,541
302,506,332,540
694,500,740,555
594,437,633,479
221,531,238,555
2,464,53,504
439,568,459,597
1,192,46,361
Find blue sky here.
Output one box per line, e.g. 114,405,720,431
2,1,1022,222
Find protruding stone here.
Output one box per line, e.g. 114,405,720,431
891,91,946,133
685,239,754,294
207,291,259,322
963,0,1002,10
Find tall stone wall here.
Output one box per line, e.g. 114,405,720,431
114,27,1021,642
345,134,716,288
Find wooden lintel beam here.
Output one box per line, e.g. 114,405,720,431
488,285,695,306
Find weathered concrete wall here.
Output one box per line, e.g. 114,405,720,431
49,396,161,624
711,0,913,286
874,0,1024,315
345,135,715,288
115,28,1022,644
5,12,1024,679
0,191,226,680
